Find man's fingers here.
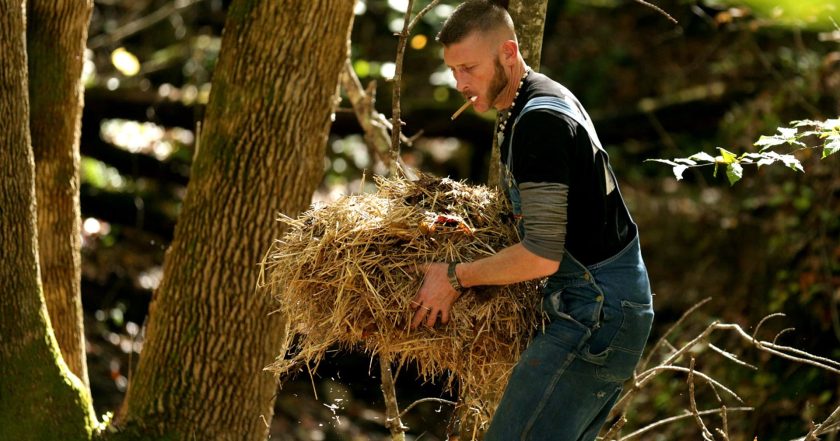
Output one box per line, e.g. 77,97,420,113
425,307,439,327
411,307,426,329
441,308,450,325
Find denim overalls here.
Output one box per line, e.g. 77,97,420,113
485,95,655,441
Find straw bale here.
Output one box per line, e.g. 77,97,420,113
260,173,545,424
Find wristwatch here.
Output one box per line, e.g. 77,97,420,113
447,261,463,291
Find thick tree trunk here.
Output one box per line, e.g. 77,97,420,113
488,0,549,187
27,0,94,390
117,1,356,440
0,2,96,440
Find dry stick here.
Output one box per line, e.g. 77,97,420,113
389,0,417,173
398,397,458,419
602,415,627,441
619,407,753,440
630,0,679,25
387,0,440,174
379,355,407,441
801,403,840,440
688,358,716,441
639,297,712,372
716,405,730,441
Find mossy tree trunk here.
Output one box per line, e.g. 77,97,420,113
0,2,97,440
27,0,94,391
116,1,356,440
488,0,549,187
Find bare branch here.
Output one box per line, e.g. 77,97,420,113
602,415,627,440
408,0,442,33
630,0,679,25
773,327,796,345
88,0,205,49
638,365,743,403
752,312,786,342
398,397,457,420
688,358,716,441
379,355,407,440
793,403,840,441
639,297,712,371
620,407,753,440
709,343,758,370
389,0,416,172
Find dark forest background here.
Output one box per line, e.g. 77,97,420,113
78,0,838,439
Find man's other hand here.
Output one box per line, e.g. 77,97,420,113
411,262,461,329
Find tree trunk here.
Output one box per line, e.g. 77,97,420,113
27,0,94,391
0,2,96,440
116,1,356,440
488,0,549,187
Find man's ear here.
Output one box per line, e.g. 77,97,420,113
500,40,518,65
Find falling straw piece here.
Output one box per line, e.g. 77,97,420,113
451,96,477,120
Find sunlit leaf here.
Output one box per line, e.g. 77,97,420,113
755,135,786,150
726,163,743,186
779,154,804,172
717,147,738,164
688,152,716,163
674,158,697,166
673,165,688,180
824,135,840,158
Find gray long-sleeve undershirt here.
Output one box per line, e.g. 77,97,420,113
518,182,569,262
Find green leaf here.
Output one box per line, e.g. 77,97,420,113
778,154,803,172
673,158,697,166
717,147,738,164
824,135,840,158
673,165,688,180
688,152,716,163
755,135,786,150
645,158,679,167
778,127,798,138
726,163,743,185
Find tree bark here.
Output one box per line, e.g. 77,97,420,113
488,0,549,187
116,1,356,440
0,2,96,439
27,0,94,390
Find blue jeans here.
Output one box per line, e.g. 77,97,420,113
484,234,654,441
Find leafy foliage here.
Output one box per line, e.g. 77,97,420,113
647,118,839,185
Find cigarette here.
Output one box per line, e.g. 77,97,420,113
451,96,477,120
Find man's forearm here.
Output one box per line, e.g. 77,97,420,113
456,243,560,288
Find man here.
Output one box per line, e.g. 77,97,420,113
410,1,655,440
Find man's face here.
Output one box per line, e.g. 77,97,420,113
443,31,508,113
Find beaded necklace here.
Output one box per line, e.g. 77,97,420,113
496,69,530,147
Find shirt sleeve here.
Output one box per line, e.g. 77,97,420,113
510,110,577,262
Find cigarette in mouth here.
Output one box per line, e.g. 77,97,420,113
451,96,477,120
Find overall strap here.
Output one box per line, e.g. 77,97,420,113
510,95,616,194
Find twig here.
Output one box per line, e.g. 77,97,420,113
379,355,407,441
796,403,840,441
716,405,730,441
408,0,442,33
630,0,679,24
619,407,753,440
709,343,758,370
688,358,716,441
88,0,205,49
390,0,417,172
639,297,712,371
398,397,457,419
752,312,786,342
773,327,796,345
602,415,626,440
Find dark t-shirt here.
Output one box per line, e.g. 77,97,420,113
500,72,634,266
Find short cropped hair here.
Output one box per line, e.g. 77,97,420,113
436,0,515,46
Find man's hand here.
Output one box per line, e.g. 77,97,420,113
411,262,461,329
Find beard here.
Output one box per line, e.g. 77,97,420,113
485,58,508,108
